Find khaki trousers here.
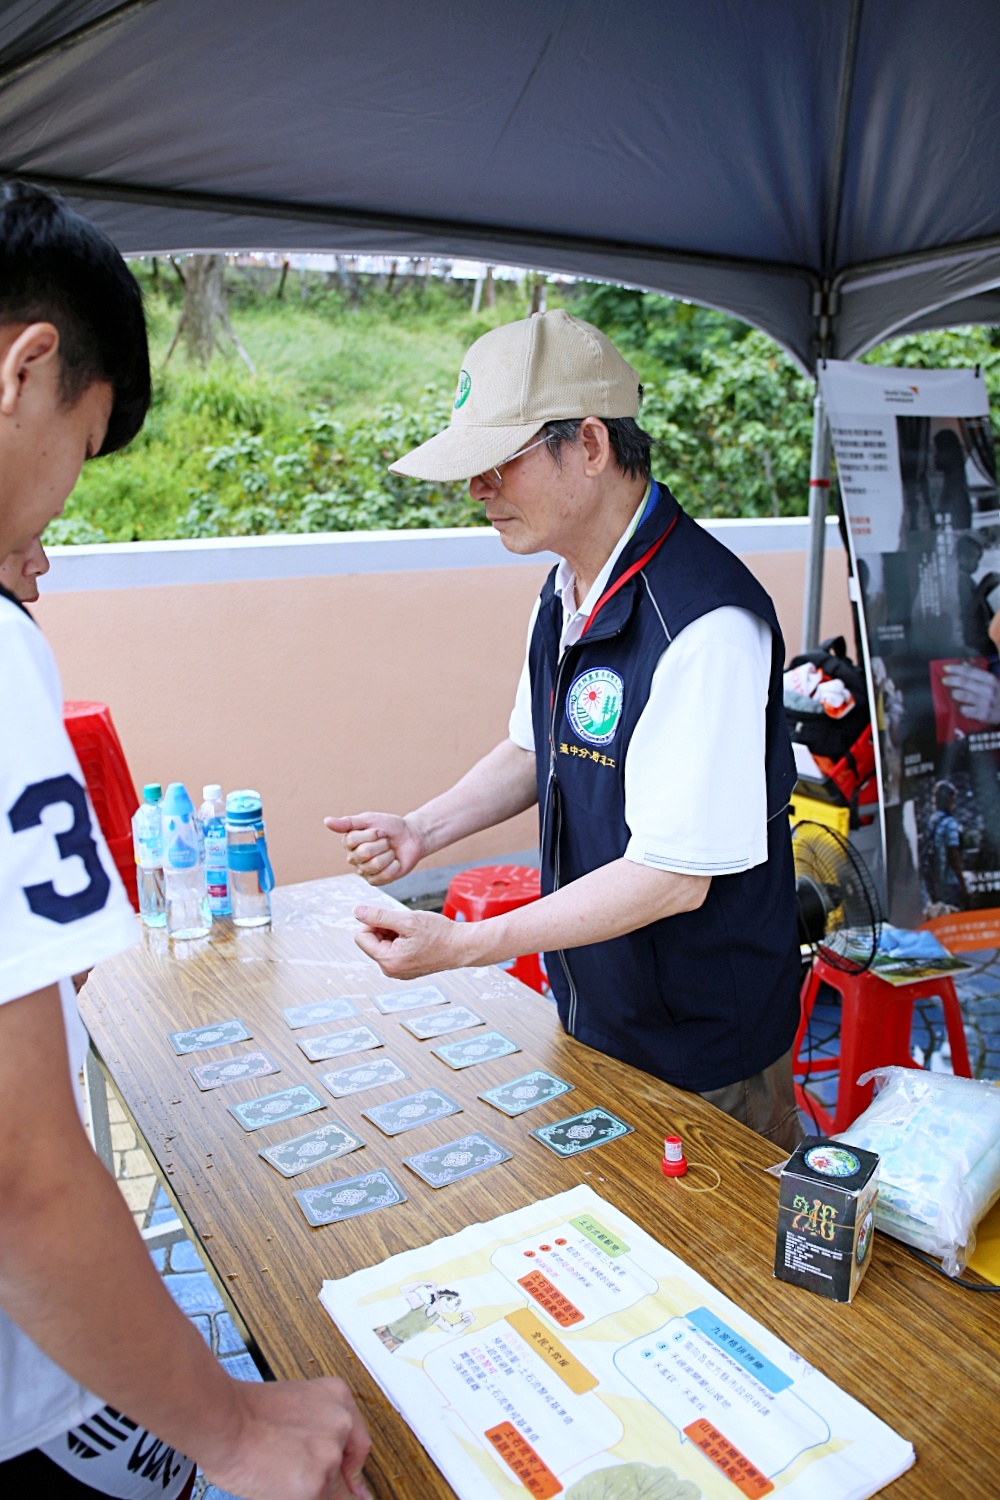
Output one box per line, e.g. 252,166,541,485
698,1046,804,1155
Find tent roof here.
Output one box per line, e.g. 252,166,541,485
2,0,999,373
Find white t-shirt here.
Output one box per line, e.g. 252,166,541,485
0,595,138,1461
507,507,772,876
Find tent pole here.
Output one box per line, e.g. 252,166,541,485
801,389,831,652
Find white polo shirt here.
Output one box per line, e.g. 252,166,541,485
508,498,772,876
0,595,138,1460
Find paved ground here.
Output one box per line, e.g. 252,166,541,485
102,948,999,1500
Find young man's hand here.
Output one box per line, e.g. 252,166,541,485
201,1377,371,1500
325,812,425,885
353,905,469,979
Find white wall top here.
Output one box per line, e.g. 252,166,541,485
42,515,843,594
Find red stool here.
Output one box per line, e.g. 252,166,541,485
442,865,549,995
793,953,973,1132
63,701,140,910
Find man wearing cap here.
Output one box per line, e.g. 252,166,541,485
327,310,802,1149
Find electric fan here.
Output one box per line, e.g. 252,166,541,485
792,820,883,973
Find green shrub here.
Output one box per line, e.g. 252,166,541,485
50,268,1000,543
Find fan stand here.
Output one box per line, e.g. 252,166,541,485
793,954,973,1134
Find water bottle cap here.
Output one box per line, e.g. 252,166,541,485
226,789,263,824
143,782,163,803
162,782,195,819
202,784,222,803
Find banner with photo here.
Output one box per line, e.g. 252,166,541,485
819,361,1000,951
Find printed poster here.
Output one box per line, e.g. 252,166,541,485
320,1185,913,1499
820,361,1000,949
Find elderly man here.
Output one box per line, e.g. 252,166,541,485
328,309,802,1150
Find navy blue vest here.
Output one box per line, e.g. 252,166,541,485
528,482,801,1092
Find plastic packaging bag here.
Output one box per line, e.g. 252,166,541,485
836,1066,1000,1276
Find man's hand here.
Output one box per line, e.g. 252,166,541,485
353,905,470,979
325,812,426,886
201,1377,371,1500
942,662,1000,724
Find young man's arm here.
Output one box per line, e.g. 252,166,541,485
349,857,709,981
0,985,370,1500
325,737,537,885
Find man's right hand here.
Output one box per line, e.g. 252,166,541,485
324,811,425,886
202,1376,371,1500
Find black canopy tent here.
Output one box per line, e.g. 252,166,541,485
2,0,1000,643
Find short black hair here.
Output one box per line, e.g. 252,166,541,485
0,180,150,454
541,401,655,483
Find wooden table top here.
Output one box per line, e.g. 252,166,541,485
80,876,1000,1499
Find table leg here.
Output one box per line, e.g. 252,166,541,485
84,1040,115,1174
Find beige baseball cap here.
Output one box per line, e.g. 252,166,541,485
389,308,641,482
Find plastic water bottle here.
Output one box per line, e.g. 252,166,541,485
161,782,211,940
199,784,231,918
226,789,274,928
131,782,166,927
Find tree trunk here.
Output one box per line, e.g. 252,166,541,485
164,254,255,372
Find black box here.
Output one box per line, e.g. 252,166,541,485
774,1138,880,1303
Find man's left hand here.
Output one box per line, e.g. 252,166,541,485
353,905,468,980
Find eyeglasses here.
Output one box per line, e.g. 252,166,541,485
486,434,551,489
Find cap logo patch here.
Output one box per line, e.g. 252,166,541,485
454,368,472,410
566,668,623,746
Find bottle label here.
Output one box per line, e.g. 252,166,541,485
166,840,198,870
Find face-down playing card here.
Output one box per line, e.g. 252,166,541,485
189,1051,280,1091
168,1019,252,1055
478,1070,574,1116
362,1088,462,1136
259,1120,364,1177
282,997,360,1030
320,1057,408,1097
400,1006,485,1040
403,1132,512,1188
296,1026,383,1062
294,1167,407,1226
432,1031,520,1070
531,1107,633,1157
228,1084,325,1132
371,984,449,1014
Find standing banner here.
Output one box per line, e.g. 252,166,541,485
819,361,1000,950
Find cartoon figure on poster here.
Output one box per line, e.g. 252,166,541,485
374,1281,474,1351
821,363,1000,948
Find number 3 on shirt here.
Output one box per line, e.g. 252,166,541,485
8,773,111,923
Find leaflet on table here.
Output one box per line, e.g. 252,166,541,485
320,1185,913,1500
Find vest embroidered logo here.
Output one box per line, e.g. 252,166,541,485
566,668,624,746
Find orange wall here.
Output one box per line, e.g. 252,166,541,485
35,547,851,886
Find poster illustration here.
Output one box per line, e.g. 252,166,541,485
320,1186,913,1499
820,362,1000,949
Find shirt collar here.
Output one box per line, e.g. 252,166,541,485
554,481,653,622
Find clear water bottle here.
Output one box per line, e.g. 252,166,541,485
226,789,274,928
199,784,231,918
131,782,166,927
161,782,211,940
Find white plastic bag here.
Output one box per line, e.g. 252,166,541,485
836,1066,1000,1276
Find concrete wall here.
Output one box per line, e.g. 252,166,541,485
34,519,850,886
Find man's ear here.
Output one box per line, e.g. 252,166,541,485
0,322,61,418
579,416,612,476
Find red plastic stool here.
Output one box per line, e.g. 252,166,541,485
442,865,549,995
63,701,140,910
793,953,972,1132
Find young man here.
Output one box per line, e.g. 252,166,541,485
328,309,802,1152
0,182,370,1500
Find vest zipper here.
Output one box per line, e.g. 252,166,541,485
543,650,580,1036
